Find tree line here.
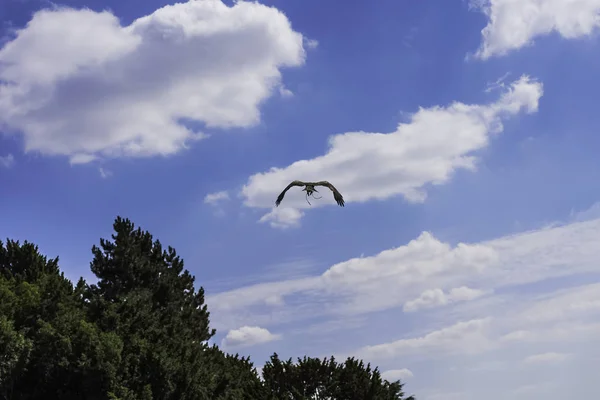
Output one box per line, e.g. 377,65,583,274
0,216,415,400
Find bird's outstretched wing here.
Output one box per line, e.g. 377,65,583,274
315,181,345,207
275,180,305,206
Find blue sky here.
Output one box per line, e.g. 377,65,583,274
2,0,600,399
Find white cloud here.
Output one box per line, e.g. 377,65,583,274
204,190,230,205
381,368,414,382
221,325,281,349
523,352,572,364
258,206,304,229
403,286,487,312
471,0,600,59
240,75,542,227
0,153,14,168
0,0,305,164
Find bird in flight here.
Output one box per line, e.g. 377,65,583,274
275,180,345,207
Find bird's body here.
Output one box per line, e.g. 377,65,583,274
275,180,345,207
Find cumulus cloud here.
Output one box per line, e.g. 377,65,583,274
0,0,305,163
381,368,414,382
241,75,542,228
221,325,281,349
471,0,600,59
403,286,487,312
0,153,14,168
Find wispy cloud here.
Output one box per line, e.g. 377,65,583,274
208,217,600,329
204,191,230,206
403,286,488,312
99,167,112,179
204,190,230,216
304,38,319,49
523,352,572,365
0,153,15,168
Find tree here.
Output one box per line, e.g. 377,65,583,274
262,353,415,400
84,217,264,400
0,239,123,399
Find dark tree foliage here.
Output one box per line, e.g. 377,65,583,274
0,239,121,399
84,217,219,399
0,217,416,400
262,353,415,400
